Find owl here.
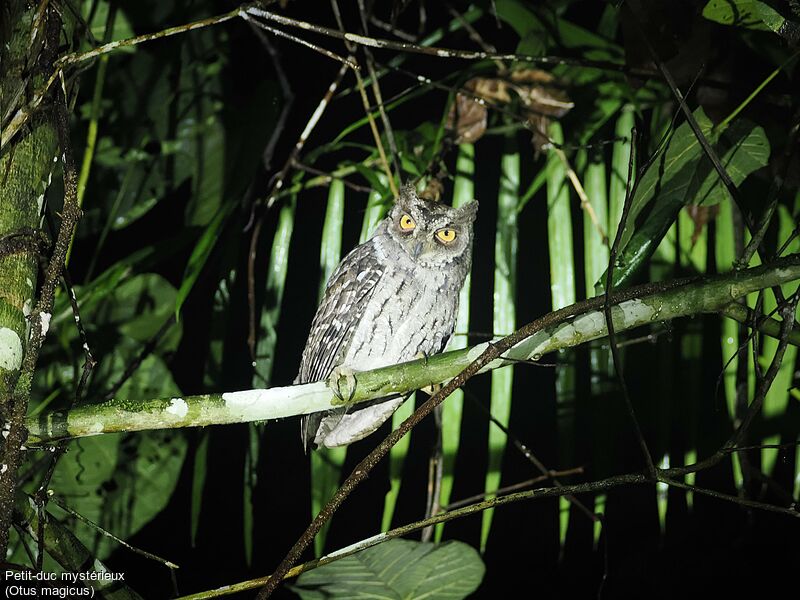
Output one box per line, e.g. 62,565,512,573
296,184,478,450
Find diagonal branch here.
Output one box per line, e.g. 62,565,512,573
253,256,800,598
179,464,799,599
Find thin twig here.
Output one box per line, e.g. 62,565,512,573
329,0,398,197
241,12,358,69
445,2,505,71
466,390,598,522
733,290,799,446
603,126,656,476
625,0,743,214
185,474,650,600
658,476,798,517
254,273,710,596
776,219,800,258
0,70,59,151
421,404,444,542
60,271,96,403
2,3,265,152
664,288,800,478
245,64,349,361
101,315,176,401
293,162,372,193
368,15,417,42
263,64,349,211
244,6,665,76
444,467,585,510
356,0,403,180
180,467,798,600
48,494,180,569
56,4,249,68
553,147,609,246
246,19,295,172
737,114,800,268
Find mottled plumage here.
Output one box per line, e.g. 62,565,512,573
296,185,478,450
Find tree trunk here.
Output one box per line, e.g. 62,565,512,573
0,0,76,558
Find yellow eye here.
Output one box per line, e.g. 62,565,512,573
436,228,457,243
399,214,416,231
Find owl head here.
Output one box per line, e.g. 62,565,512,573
382,184,478,268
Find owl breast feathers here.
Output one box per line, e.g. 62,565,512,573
296,185,478,450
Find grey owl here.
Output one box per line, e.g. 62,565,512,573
296,184,478,450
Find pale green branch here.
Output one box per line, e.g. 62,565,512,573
26,256,800,444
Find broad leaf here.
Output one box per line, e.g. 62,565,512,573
50,430,187,559
293,539,485,600
606,108,769,289
175,202,235,318
703,0,790,34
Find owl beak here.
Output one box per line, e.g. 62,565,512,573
413,241,424,258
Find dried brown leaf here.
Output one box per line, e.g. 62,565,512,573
685,204,720,247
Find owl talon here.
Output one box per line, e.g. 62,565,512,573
421,382,442,396
416,351,430,367
328,366,357,405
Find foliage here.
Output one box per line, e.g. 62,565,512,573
292,539,484,600
2,0,799,598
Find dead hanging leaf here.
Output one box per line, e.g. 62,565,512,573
685,204,720,247
447,69,573,151
420,178,444,201
508,69,574,117
446,88,488,144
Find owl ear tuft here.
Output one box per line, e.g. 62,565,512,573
456,200,479,223
397,182,420,204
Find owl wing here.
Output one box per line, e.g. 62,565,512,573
296,240,385,384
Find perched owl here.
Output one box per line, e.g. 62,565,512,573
296,184,478,450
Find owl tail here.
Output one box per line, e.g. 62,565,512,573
303,395,408,449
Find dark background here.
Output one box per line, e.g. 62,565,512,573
52,0,800,597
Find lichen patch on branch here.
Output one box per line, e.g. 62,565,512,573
0,328,23,372
166,398,189,418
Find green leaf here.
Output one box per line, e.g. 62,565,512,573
495,0,549,42
243,423,259,566
293,539,485,600
546,124,577,552
177,109,226,226
312,181,347,556
50,430,187,559
175,202,234,318
605,108,769,289
482,143,519,552
359,178,391,243
253,197,296,385
381,394,414,533
702,0,788,33
191,430,209,547
95,273,179,345
81,1,135,47
760,204,800,475
353,163,391,200
318,179,345,299
608,107,635,244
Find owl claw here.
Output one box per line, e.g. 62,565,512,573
421,382,442,396
414,352,440,395
328,366,357,405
